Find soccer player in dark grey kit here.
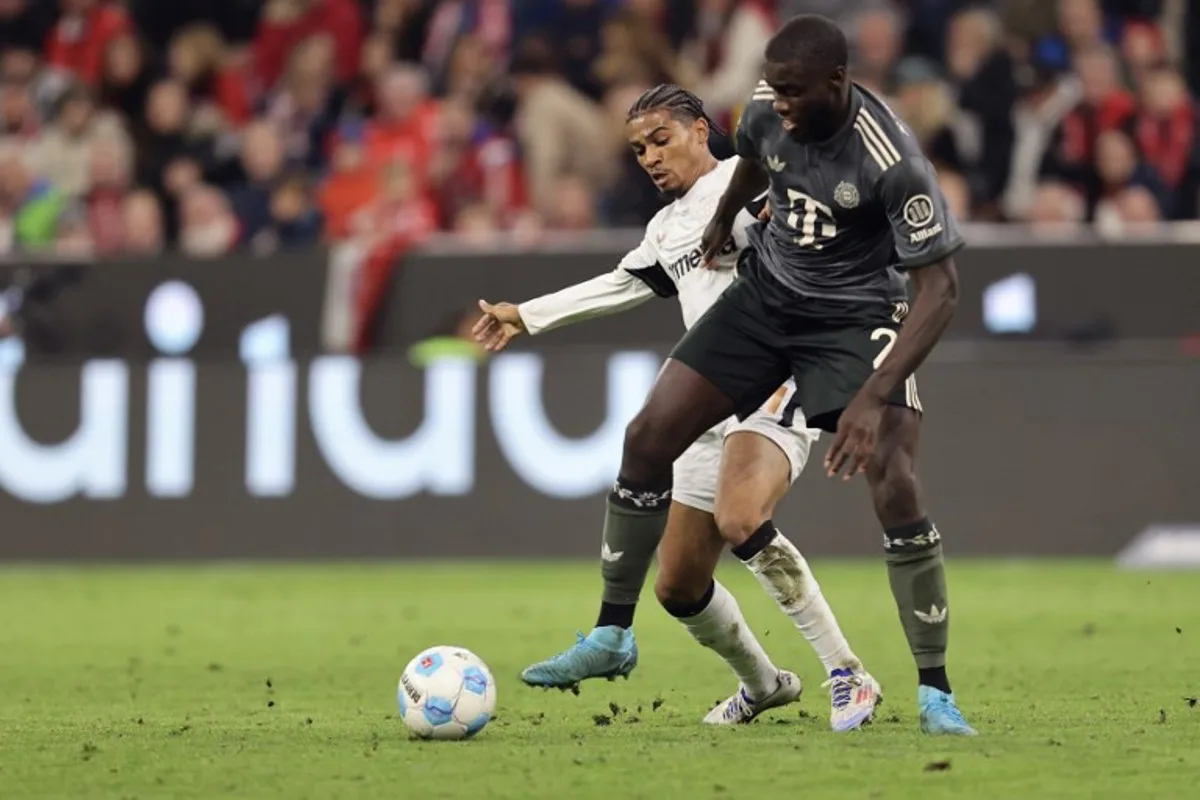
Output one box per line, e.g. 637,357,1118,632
598,14,977,735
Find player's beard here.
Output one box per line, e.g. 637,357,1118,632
656,178,689,201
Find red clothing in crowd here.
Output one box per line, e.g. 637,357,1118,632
1135,102,1196,189
353,237,405,354
362,102,441,183
371,196,439,245
209,65,254,127
434,134,527,226
45,2,131,86
1060,90,1138,165
318,166,379,240
351,199,439,352
253,0,363,90
87,187,126,256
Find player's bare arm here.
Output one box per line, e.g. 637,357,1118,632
865,258,959,401
825,258,959,479
701,157,768,267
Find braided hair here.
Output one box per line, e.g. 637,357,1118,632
626,84,724,137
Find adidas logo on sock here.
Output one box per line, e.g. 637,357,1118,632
883,527,941,551
610,482,671,510
914,604,947,625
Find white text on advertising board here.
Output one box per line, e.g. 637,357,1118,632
0,318,661,504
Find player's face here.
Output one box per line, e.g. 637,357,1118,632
626,109,708,195
763,60,845,139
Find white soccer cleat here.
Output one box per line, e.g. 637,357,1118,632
702,670,803,725
822,668,882,732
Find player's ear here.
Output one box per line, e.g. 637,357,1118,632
693,116,710,145
830,65,848,91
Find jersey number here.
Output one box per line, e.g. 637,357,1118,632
871,328,897,370
872,327,923,411
784,190,837,249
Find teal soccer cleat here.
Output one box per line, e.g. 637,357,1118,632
520,626,638,689
918,685,978,735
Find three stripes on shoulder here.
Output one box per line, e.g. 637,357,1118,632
852,110,903,171
749,81,904,171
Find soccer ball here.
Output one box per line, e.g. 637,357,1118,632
398,645,497,740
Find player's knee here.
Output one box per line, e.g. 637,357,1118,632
654,569,710,616
868,451,923,528
620,413,671,483
713,500,767,548
623,412,655,457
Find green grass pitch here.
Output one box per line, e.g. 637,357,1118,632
1,560,1197,799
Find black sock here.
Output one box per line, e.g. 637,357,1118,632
660,581,716,620
731,520,777,561
918,666,952,694
596,601,636,629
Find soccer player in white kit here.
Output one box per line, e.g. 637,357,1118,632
473,85,881,730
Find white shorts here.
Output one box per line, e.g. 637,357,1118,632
672,380,820,514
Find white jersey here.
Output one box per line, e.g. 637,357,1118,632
518,158,761,333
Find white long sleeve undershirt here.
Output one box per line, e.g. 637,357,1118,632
517,268,657,335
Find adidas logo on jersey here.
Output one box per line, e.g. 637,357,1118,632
765,155,786,172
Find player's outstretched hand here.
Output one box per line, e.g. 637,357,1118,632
700,215,734,270
825,390,886,480
473,299,526,352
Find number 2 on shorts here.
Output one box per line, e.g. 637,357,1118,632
871,327,897,370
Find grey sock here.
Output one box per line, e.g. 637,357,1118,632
595,477,672,629
884,519,949,670
599,498,669,607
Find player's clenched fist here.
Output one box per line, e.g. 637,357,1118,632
473,299,526,352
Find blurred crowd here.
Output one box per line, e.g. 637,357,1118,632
0,0,1198,259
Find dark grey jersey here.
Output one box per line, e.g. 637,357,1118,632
734,83,965,306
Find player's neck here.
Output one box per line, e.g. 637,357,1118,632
681,154,721,196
